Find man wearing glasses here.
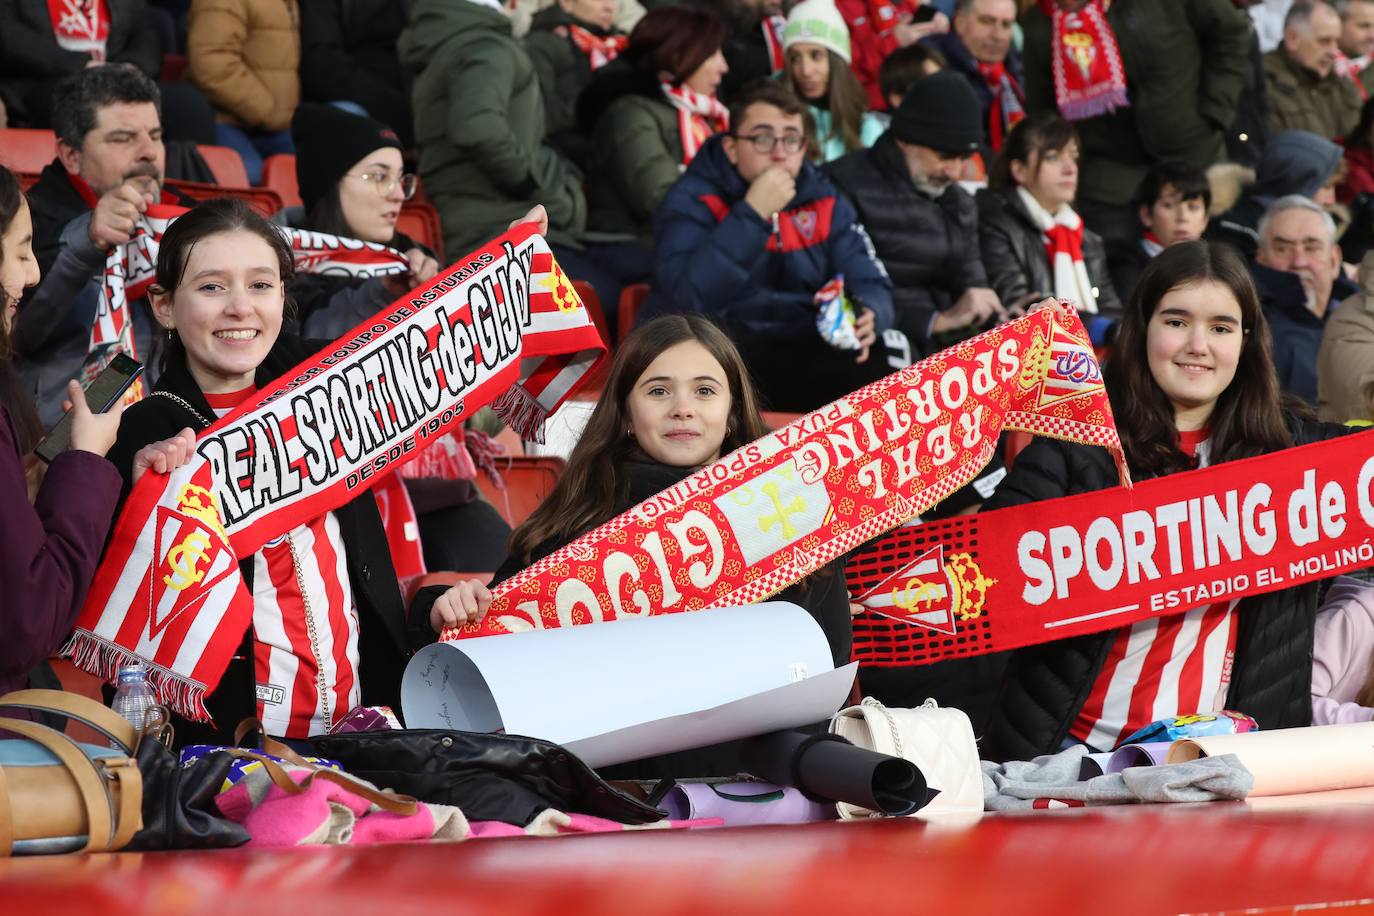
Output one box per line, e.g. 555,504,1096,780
827,69,1008,357
644,80,903,412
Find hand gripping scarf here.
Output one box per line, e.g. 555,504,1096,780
1039,0,1129,121
87,203,413,399
447,302,1127,640
661,84,730,168
63,224,606,720
849,429,1374,667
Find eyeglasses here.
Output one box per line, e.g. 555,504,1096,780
348,170,419,200
732,132,806,154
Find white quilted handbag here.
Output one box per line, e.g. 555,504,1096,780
829,697,982,818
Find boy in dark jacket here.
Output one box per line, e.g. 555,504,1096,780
1109,162,1212,302
643,81,902,412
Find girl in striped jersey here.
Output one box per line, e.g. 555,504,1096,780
104,199,439,748
979,240,1356,763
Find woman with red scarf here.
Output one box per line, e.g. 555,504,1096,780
576,6,730,250
975,111,1122,344
526,0,629,171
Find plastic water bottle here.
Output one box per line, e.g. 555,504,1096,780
111,662,157,741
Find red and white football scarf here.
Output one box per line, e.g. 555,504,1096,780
63,225,606,720
451,302,1127,640
763,14,787,72
1018,187,1098,314
662,83,730,168
1040,0,1129,121
1141,229,1164,259
977,61,1025,151
847,430,1374,669
88,203,411,402
1335,50,1372,101
48,0,109,58
567,24,628,70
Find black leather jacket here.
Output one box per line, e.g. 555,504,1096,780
975,186,1123,325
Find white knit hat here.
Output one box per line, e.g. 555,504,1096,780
782,0,852,64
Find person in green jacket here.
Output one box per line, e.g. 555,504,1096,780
778,0,884,163
1019,0,1252,254
525,0,628,172
399,0,587,261
1263,0,1362,141
576,5,730,249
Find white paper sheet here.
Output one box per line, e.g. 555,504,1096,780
401,602,854,767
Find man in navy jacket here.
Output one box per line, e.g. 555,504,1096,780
642,80,903,412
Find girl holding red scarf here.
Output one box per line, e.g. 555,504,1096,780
104,199,439,747
976,112,1121,344
980,240,1358,762
526,0,629,170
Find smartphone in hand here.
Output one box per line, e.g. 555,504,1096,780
35,353,144,463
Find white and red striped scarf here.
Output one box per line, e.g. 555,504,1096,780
63,224,606,721
1017,186,1099,314
567,23,628,70
1039,0,1129,121
1336,50,1373,101
763,14,787,72
89,204,411,404
48,0,109,58
661,83,730,168
205,388,363,738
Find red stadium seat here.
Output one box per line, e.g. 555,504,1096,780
166,179,283,219
569,280,612,400
397,199,444,263
0,128,57,174
196,143,251,187
618,283,650,343
261,153,302,207
473,455,566,528
762,411,802,429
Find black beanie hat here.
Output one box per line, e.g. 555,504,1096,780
890,70,984,155
291,103,404,214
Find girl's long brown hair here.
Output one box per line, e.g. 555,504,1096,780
1103,240,1293,480
0,166,46,454
783,48,871,158
508,315,771,562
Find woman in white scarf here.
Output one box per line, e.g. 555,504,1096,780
975,111,1122,344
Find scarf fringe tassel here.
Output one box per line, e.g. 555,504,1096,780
493,383,550,444
1059,88,1130,122
62,630,212,722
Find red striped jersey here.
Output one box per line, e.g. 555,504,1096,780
1068,428,1237,750
206,388,362,737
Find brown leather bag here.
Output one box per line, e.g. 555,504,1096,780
0,689,145,855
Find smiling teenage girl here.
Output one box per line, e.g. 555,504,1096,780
104,198,437,746
980,240,1358,762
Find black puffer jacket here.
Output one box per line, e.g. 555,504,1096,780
976,186,1122,331
979,415,1354,763
299,0,414,145
826,132,988,349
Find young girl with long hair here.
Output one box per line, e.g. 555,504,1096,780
980,240,1355,762
104,198,437,746
779,0,883,162
422,314,853,668
977,112,1121,342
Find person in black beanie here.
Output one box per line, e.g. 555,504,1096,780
827,68,1008,354
276,102,515,576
